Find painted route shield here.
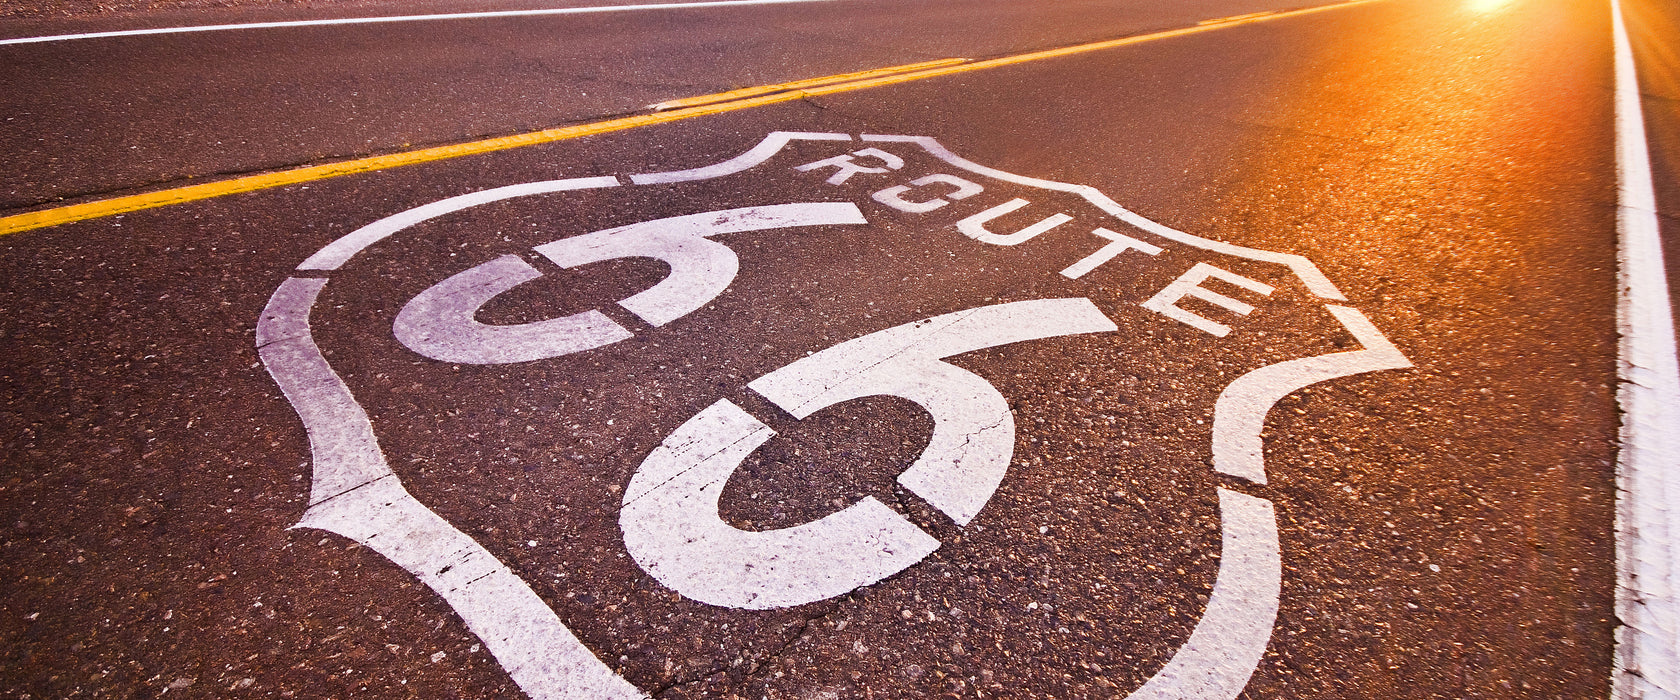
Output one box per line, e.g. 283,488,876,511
257,132,1409,699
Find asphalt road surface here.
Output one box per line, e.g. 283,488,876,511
2,0,1677,697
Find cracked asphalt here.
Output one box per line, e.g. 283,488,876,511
4,0,1678,697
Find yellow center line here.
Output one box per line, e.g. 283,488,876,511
0,0,1381,238
1200,10,1279,25
649,57,969,111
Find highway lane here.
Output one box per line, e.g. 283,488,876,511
0,0,1296,211
0,0,1663,697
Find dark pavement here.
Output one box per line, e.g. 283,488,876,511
0,0,1303,211
0,0,1662,697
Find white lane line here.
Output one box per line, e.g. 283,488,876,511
1611,0,1680,696
0,0,836,46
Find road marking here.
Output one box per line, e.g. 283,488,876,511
955,198,1074,246
628,131,851,185
0,0,837,46
261,132,1413,699
862,134,1350,300
1211,305,1411,484
749,298,1118,525
1125,489,1280,700
1198,11,1277,25
393,202,865,362
794,147,906,184
257,277,645,700
1059,227,1163,279
256,278,391,505
1610,0,1680,696
1141,263,1275,338
621,299,1117,609
870,173,985,213
393,255,637,364
0,0,1384,238
648,58,968,111
620,399,942,610
535,202,867,325
299,176,621,270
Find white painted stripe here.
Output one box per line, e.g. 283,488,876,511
258,276,644,700
299,176,619,271
1123,489,1280,700
0,0,835,46
1611,0,1680,696
861,134,1349,301
629,132,851,185
1210,305,1410,484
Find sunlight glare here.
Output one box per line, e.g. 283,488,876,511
1468,0,1514,14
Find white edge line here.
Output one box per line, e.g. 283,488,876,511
0,0,836,46
1611,0,1680,696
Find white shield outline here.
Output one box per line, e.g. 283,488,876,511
256,132,1411,699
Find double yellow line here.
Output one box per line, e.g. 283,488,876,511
0,0,1376,237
